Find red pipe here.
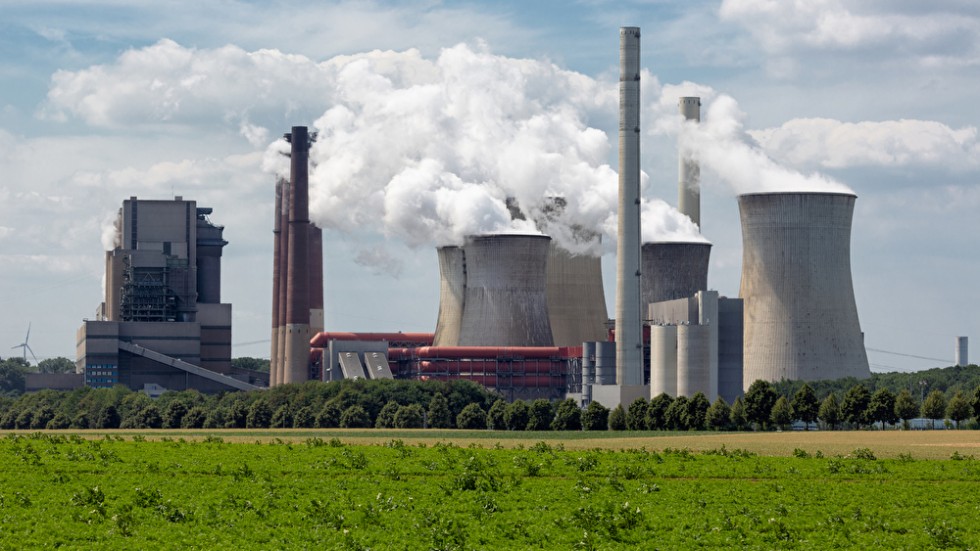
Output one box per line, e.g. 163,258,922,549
414,346,564,359
424,374,560,387
418,359,562,374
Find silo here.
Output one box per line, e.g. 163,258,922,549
650,325,678,396
594,341,617,385
546,245,608,347
457,234,554,347
641,242,711,307
956,337,969,367
738,192,870,386
433,246,465,346
677,324,713,397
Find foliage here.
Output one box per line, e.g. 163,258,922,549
608,405,626,431
818,393,841,430
427,393,453,429
456,403,487,430
375,401,400,429
647,393,673,430
625,398,648,431
706,397,731,431
0,357,30,395
340,405,372,429
790,384,819,428
551,399,581,431
684,393,710,431
246,400,272,429
946,392,971,428
504,400,530,432
840,384,871,429
231,357,270,373
526,399,554,431
744,380,778,430
921,390,947,426
663,396,688,431
770,397,792,430
487,399,507,431
893,390,919,426
394,404,424,429
581,401,608,431
867,388,897,429
36,357,76,374
729,397,748,431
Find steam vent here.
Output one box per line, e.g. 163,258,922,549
738,192,870,386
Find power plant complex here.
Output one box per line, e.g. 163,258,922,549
75,26,877,404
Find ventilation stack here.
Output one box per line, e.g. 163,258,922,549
641,241,711,308
738,192,870,386
956,337,969,367
309,223,324,335
282,126,312,384
678,97,701,229
433,245,466,346
457,234,554,347
615,26,643,388
270,177,285,385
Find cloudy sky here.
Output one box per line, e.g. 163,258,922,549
1,0,977,373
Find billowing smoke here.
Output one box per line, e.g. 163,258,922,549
656,85,854,195
100,212,121,251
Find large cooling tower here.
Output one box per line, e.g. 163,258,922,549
641,242,711,308
738,192,870,386
546,245,608,347
433,246,465,346
457,234,554,347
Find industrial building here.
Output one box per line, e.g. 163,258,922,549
76,197,262,392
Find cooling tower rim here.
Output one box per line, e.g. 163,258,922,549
465,232,551,241
641,240,712,248
737,191,857,199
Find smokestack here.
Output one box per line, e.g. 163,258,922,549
615,27,643,387
457,234,554,347
956,336,969,367
275,176,291,386
270,177,284,385
738,192,870,386
283,126,312,384
309,223,324,335
678,97,701,228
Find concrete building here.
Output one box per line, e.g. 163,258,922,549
649,291,743,403
77,196,259,393
738,192,870,387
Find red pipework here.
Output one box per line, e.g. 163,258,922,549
310,332,434,348
414,346,564,359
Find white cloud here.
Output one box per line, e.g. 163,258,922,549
750,118,980,169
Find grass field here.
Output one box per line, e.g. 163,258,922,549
2,430,979,549
6,428,979,460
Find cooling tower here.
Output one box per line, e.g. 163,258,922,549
546,245,608,347
678,97,701,228
615,26,644,387
641,242,711,307
457,234,554,347
738,192,870,386
650,324,678,396
283,126,312,384
433,246,465,346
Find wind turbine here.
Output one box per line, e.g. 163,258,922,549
11,323,38,364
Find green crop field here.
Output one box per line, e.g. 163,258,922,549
0,431,978,549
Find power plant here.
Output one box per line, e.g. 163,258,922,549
73,27,882,404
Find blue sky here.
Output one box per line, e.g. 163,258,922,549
1,0,977,373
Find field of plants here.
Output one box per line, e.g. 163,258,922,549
1,432,978,549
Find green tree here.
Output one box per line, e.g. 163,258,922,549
770,396,792,430
791,384,819,430
122,404,162,429
706,397,732,431
487,399,507,430
893,389,919,429
375,400,400,428
664,396,689,430
270,404,293,428
972,385,980,421
840,384,871,429
37,357,76,374
231,357,270,373
315,402,342,428
46,411,71,430
946,391,971,429
646,393,673,430
0,358,30,394
608,404,626,431
818,393,841,430
626,398,648,431
684,393,710,431
581,401,609,431
526,399,554,431
456,403,487,430
163,400,188,429
921,389,947,429
394,404,424,428
293,405,316,428
246,399,273,428
427,393,453,429
340,404,372,428
867,388,897,429
181,406,207,428
729,397,748,431
504,400,530,431
743,380,778,430
551,399,582,431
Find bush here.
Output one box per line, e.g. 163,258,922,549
246,399,273,428
526,399,554,431
316,402,342,428
608,405,626,431
504,400,530,431
95,404,120,429
293,406,316,428
626,398,648,431
163,400,188,429
582,401,609,431
181,406,207,429
551,399,582,431
487,399,507,430
427,393,453,429
376,401,400,429
394,404,424,429
121,404,162,429
46,411,72,430
340,404,371,428
456,403,487,430
270,404,294,428
202,407,228,429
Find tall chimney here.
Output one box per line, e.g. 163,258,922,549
615,27,644,387
678,97,701,229
283,126,311,384
309,223,324,336
275,176,291,386
270,177,284,385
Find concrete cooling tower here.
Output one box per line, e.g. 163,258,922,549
738,192,870,386
641,242,711,308
433,246,465,346
456,234,554,347
546,245,608,347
